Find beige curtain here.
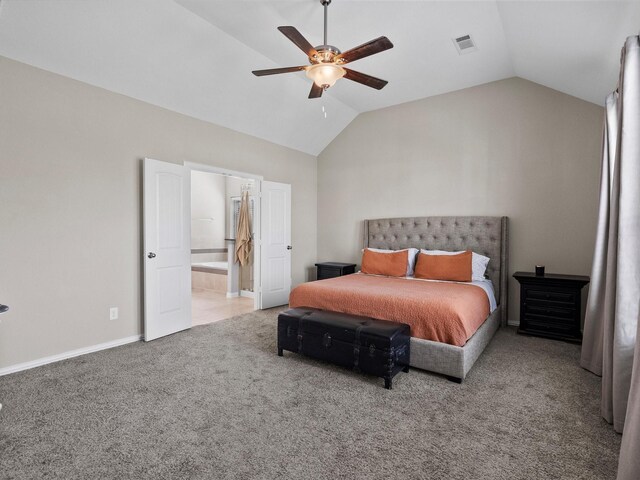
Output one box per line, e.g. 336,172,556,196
619,328,640,479
580,91,618,377
235,191,252,267
580,89,628,431
615,36,640,480
580,36,640,480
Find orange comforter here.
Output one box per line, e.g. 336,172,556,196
289,274,490,346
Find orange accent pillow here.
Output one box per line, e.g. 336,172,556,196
414,251,473,282
361,249,408,277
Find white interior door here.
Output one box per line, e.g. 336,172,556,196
143,158,191,341
260,181,291,309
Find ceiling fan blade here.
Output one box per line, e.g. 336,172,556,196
278,26,318,58
344,68,388,90
308,83,324,99
252,66,307,77
336,36,393,64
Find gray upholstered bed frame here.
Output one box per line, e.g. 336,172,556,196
363,216,509,380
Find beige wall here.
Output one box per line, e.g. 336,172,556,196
0,59,602,371
0,56,317,369
317,77,603,323
191,170,226,263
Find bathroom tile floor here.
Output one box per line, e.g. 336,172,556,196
192,288,255,326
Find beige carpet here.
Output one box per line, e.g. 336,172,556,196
0,308,620,479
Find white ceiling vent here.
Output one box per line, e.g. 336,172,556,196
453,34,477,55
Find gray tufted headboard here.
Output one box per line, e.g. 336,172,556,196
363,216,509,326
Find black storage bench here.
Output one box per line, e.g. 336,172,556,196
277,308,410,389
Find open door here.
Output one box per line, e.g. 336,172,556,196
143,158,191,341
260,181,291,309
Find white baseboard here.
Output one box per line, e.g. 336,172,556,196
507,320,520,327
226,292,240,298
240,290,255,299
0,334,142,377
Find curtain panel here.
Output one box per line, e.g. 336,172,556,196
615,35,640,480
580,35,640,480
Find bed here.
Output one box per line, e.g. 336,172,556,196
290,216,509,380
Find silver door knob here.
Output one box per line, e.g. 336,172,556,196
147,252,156,259
287,246,292,250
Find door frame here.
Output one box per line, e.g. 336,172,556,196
184,161,263,310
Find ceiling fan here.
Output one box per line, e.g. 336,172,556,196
252,0,393,99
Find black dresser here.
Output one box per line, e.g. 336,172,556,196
315,262,356,280
513,272,590,343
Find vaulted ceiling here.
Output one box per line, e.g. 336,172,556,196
0,1,638,156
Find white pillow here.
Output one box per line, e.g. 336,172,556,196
364,248,419,277
420,249,490,281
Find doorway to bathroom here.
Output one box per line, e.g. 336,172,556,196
190,168,257,326
143,158,292,341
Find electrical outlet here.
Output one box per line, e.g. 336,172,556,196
109,307,118,321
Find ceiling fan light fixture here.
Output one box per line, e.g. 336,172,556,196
252,0,393,99
305,63,345,88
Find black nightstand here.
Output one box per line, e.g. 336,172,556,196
513,272,590,343
315,262,356,280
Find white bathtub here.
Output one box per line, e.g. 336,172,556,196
192,261,228,272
